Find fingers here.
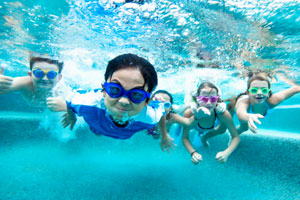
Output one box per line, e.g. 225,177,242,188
70,121,75,130
252,116,262,125
61,113,74,128
161,144,174,153
248,114,263,133
160,137,175,153
248,120,257,133
200,107,211,115
215,153,226,163
191,159,199,165
216,102,226,114
61,117,70,128
0,75,13,90
215,155,224,163
256,114,265,119
0,75,13,82
46,97,57,111
191,154,202,164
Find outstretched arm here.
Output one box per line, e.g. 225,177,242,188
182,109,202,164
235,97,264,133
0,75,32,94
169,112,195,126
159,115,175,152
267,85,300,108
216,111,240,163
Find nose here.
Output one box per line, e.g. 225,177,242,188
118,96,131,105
257,89,263,94
206,100,212,105
42,74,48,81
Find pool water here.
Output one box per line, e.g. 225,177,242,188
1,0,300,199
0,112,300,199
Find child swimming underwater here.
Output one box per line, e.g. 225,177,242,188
182,82,240,164
147,90,194,139
0,56,65,107
227,73,300,134
48,53,175,152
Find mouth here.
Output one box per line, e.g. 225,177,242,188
205,106,214,110
38,81,51,85
255,96,265,100
116,107,129,112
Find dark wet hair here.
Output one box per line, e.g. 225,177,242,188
104,53,158,93
30,57,64,73
152,90,173,104
226,74,272,112
193,82,222,103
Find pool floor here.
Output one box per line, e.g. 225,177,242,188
0,120,300,200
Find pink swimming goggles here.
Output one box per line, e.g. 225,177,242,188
196,96,219,104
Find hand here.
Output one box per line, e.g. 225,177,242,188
0,74,13,91
191,152,202,165
215,151,228,163
61,108,77,130
248,114,264,133
47,96,67,112
192,106,211,120
215,102,226,114
153,95,165,102
160,134,175,153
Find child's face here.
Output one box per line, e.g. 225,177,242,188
197,87,218,111
103,67,148,120
248,80,269,104
31,61,61,90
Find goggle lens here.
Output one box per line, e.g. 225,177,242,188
164,102,172,109
103,82,150,104
197,96,219,103
32,69,58,79
249,87,270,94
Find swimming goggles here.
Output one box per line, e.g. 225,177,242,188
32,68,58,79
103,82,150,104
248,87,270,95
196,96,219,104
164,102,172,109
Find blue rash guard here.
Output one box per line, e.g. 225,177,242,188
66,89,166,140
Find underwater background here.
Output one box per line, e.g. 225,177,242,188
0,0,300,199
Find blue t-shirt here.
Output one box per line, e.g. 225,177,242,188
66,89,165,140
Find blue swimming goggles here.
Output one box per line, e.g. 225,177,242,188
32,68,58,79
103,82,150,104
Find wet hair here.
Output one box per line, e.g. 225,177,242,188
193,82,222,103
152,90,173,104
247,69,273,80
226,74,272,112
30,57,64,73
246,73,271,89
105,53,158,93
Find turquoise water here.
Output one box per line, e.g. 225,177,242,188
1,0,300,199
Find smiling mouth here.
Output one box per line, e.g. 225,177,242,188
117,108,129,112
255,96,264,100
38,81,50,85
